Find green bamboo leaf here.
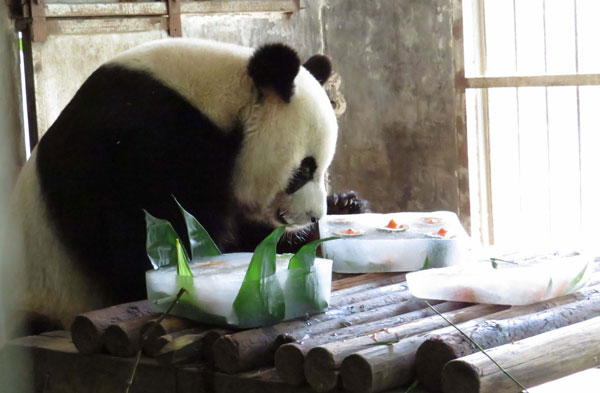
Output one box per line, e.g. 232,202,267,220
564,261,590,293
285,237,338,313
233,226,286,327
173,196,221,258
176,239,193,277
288,237,338,271
422,256,430,270
144,209,179,269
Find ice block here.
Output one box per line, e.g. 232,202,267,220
146,252,333,328
319,211,470,273
406,252,592,305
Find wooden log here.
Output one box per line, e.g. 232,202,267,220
212,287,414,374
201,328,233,363
104,314,161,357
329,282,408,308
297,304,503,393
275,301,467,387
140,316,200,356
70,300,157,354
303,303,496,393
331,273,405,292
441,316,600,393
415,285,600,392
341,285,599,393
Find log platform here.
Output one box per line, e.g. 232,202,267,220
2,262,600,393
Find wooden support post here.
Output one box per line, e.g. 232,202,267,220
166,0,182,37
29,0,47,42
441,316,600,393
415,285,600,392
70,300,157,354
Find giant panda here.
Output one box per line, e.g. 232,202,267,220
11,39,364,332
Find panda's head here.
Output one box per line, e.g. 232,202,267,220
233,44,338,231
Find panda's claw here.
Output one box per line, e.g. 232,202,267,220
326,190,369,215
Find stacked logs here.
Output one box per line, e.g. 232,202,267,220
69,265,600,393
70,300,231,365
69,272,409,364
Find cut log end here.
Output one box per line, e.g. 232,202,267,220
70,315,102,354
341,354,373,393
212,335,241,374
274,343,306,386
104,324,137,357
305,347,338,393
201,329,230,362
441,359,481,393
415,338,459,393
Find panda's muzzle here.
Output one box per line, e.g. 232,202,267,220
276,208,289,225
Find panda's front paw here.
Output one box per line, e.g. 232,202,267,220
327,190,370,215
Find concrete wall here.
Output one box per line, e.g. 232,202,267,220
29,0,467,222
323,0,463,216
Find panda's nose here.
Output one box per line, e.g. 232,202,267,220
310,216,318,223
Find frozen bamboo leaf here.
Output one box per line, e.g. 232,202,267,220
286,237,337,311
564,261,590,293
173,196,221,258
233,226,286,327
288,237,337,271
423,256,430,269
176,239,193,277
145,210,179,269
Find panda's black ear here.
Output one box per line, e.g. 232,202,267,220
248,43,300,103
303,55,332,85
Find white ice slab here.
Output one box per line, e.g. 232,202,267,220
406,252,592,305
145,253,332,327
319,211,471,273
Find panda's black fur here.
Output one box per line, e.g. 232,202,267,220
36,64,244,306
12,39,367,331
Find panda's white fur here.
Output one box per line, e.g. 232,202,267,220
11,38,338,329
111,39,337,229
11,151,108,328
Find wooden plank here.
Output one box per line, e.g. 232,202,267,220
1,333,313,393
1,334,176,393
44,2,166,18
44,1,299,18
46,17,167,35
465,74,600,89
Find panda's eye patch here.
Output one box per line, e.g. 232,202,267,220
285,156,317,194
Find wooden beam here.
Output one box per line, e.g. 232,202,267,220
464,74,600,89
46,17,167,35
43,1,299,18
